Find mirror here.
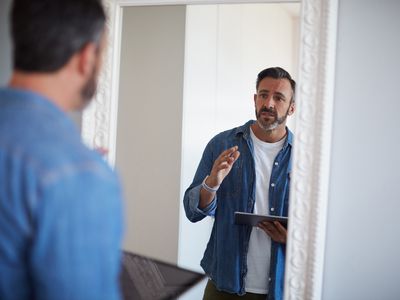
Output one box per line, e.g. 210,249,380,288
81,0,339,299
117,1,300,266
113,2,300,295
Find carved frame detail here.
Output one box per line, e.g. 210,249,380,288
284,0,338,299
81,0,338,299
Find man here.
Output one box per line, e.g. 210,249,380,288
0,1,123,299
183,67,295,300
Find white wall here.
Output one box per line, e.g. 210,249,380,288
178,3,300,272
322,0,400,299
116,5,186,264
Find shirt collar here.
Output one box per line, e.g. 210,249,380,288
235,120,293,148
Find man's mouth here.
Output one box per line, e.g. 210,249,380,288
261,110,276,117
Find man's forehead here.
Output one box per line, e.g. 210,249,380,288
257,77,292,94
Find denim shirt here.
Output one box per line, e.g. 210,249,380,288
183,120,292,300
0,88,124,300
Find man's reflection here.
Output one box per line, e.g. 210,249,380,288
183,67,296,300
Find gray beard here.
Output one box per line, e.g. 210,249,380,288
257,119,279,132
255,105,291,132
80,69,97,108
256,111,288,132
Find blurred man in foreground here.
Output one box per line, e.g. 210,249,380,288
0,1,124,299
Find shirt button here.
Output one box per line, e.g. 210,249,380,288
270,207,275,212
274,162,278,166
271,183,275,187
269,277,272,282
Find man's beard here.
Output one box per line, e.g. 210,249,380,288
255,106,290,132
80,65,99,108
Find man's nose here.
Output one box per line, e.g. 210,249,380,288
262,95,274,109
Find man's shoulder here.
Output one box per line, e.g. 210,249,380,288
3,132,113,185
0,88,115,186
212,120,254,140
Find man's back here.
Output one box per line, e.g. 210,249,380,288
0,88,123,300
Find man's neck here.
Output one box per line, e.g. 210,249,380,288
9,70,76,112
250,122,287,143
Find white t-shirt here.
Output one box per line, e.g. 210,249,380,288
245,127,285,294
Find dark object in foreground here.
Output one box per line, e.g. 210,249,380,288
120,251,206,300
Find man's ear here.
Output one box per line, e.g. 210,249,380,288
77,43,97,77
254,93,257,106
288,102,295,115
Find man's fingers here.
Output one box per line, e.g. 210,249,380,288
217,154,239,170
218,146,239,161
273,221,287,235
224,145,239,156
231,150,240,161
258,222,273,235
258,223,277,239
218,149,240,165
216,162,230,171
258,221,286,244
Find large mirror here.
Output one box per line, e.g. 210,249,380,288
116,3,300,298
117,1,300,265
82,0,338,299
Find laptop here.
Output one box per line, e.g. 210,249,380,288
120,250,206,300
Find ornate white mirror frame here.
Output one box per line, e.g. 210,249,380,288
81,0,338,299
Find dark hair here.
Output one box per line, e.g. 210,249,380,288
256,67,296,102
10,0,106,72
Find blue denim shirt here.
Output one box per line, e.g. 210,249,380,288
183,120,292,300
0,88,124,300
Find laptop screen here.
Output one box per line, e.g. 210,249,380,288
120,250,206,300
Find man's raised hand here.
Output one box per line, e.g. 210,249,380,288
206,146,240,188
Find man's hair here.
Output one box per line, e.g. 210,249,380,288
10,0,106,72
256,67,296,102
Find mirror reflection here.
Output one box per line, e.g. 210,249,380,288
115,2,300,299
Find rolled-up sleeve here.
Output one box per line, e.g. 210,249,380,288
184,184,217,222
183,139,218,223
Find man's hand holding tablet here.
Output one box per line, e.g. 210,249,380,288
234,212,288,244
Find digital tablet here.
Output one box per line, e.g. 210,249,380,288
234,211,288,227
